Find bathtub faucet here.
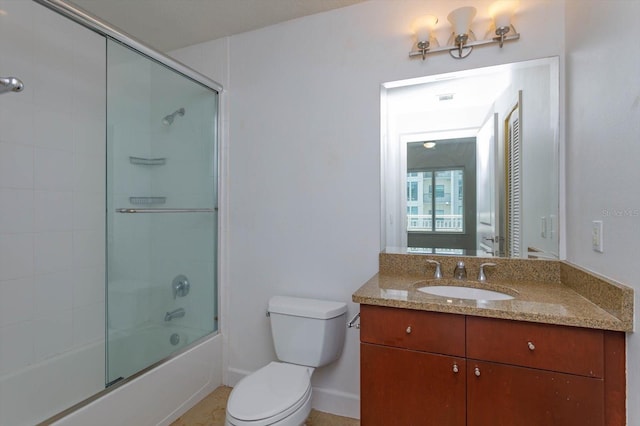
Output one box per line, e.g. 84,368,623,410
164,308,185,321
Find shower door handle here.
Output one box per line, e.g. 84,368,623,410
0,76,24,94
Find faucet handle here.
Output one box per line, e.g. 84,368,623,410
478,262,497,282
425,259,442,279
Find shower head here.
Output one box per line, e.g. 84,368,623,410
162,107,185,126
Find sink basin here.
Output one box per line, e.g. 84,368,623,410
416,284,515,301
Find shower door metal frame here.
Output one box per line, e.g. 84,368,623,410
30,0,223,424
33,0,223,94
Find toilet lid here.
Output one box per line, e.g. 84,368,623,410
228,362,312,422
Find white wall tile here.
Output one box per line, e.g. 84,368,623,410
0,98,35,146
73,150,105,193
0,142,34,189
33,105,74,151
33,309,73,361
34,231,73,273
73,266,105,308
73,191,105,231
34,190,73,232
34,270,73,318
73,302,105,346
0,233,34,281
0,188,34,233
34,148,74,191
73,230,105,270
0,2,108,424
0,277,34,327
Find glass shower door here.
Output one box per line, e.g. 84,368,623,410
106,40,218,385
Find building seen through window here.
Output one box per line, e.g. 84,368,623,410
407,169,464,233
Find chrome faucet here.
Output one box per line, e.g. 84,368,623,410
477,262,497,282
425,259,443,279
453,261,467,280
164,307,185,321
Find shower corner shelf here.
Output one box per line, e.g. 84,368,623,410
129,156,166,166
129,196,167,205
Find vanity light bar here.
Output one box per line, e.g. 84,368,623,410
409,31,520,60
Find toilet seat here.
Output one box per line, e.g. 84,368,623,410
226,362,313,426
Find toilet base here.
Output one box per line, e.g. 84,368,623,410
225,387,312,426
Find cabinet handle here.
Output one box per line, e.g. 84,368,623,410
452,364,459,374
406,326,412,334
527,341,536,351
474,367,481,377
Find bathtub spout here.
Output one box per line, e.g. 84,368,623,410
164,308,185,321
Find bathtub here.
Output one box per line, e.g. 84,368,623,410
107,323,212,384
52,332,223,426
0,325,221,426
0,339,105,426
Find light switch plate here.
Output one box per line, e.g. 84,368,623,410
592,220,604,253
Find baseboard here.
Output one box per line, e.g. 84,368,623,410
226,366,251,387
312,386,360,420
225,366,360,420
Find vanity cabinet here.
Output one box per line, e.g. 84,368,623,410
359,305,625,426
360,305,466,425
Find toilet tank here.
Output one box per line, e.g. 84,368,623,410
268,296,347,368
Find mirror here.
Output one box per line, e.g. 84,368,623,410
381,57,559,258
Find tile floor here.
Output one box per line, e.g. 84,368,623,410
170,386,360,426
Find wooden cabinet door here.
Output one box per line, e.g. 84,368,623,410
467,360,605,426
361,343,465,426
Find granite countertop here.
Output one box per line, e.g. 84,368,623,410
353,272,632,332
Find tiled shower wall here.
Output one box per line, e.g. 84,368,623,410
0,1,106,424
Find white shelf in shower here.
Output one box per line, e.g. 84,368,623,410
129,196,167,205
129,156,166,166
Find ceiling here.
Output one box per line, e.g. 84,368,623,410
70,0,368,52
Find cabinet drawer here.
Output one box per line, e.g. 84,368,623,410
360,305,465,356
467,316,604,377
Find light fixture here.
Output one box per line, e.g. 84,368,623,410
412,15,438,60
448,6,477,58
489,0,519,47
410,0,520,61
423,141,437,149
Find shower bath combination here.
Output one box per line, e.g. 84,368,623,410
1,1,221,424
162,107,185,125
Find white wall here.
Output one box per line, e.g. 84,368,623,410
564,0,640,422
173,0,566,417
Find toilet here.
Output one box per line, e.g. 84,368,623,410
225,296,348,426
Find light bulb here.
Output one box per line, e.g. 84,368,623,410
447,6,476,37
489,0,519,31
413,15,438,46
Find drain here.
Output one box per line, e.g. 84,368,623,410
170,333,180,346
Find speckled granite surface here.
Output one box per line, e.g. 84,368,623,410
352,253,633,332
